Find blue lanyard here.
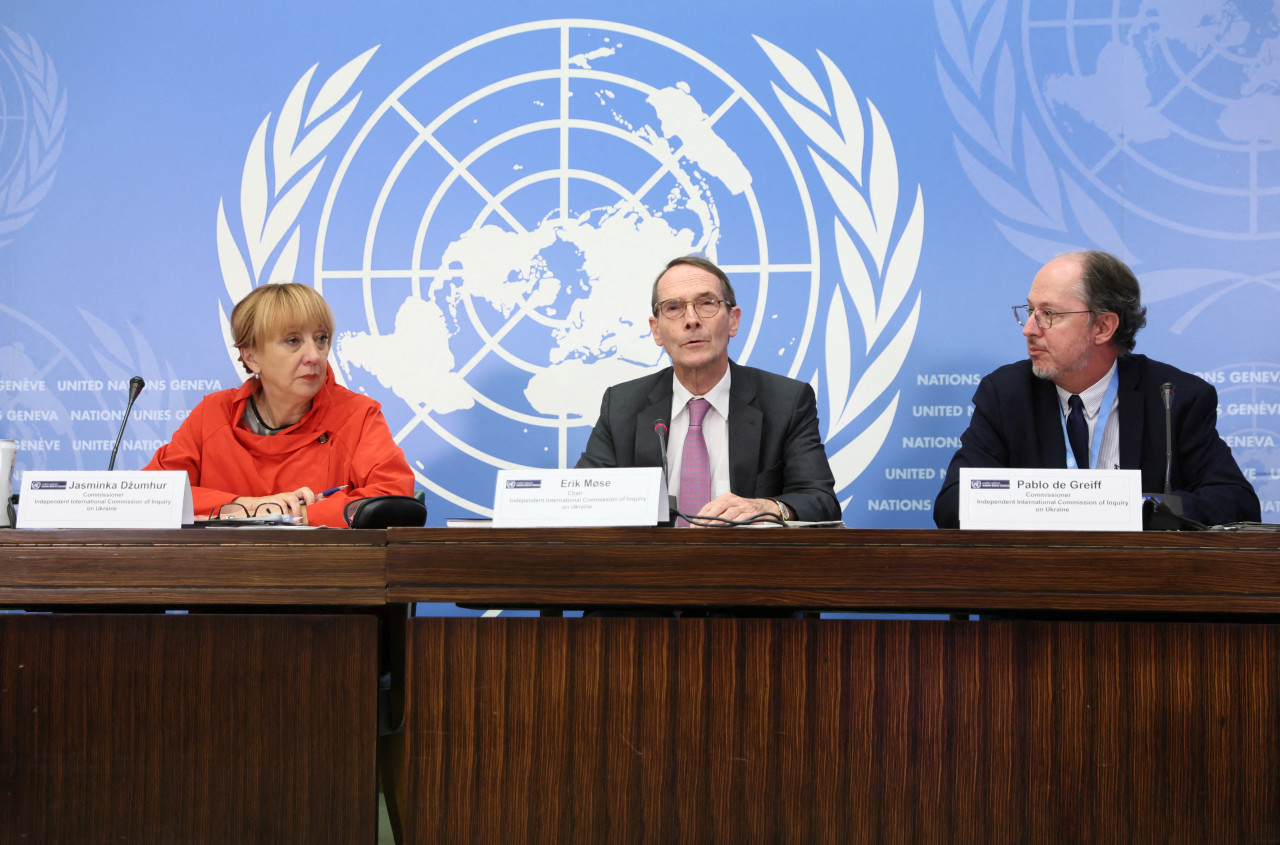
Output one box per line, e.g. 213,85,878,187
1059,369,1119,470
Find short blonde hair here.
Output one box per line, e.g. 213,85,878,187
230,283,335,375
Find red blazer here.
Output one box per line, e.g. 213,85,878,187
145,365,413,526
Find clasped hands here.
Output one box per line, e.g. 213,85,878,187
685,492,785,527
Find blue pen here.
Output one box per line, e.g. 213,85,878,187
316,484,348,501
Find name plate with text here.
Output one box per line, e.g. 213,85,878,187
16,471,194,529
493,467,667,527
959,467,1142,531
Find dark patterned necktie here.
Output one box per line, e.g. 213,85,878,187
678,398,712,526
1067,394,1089,469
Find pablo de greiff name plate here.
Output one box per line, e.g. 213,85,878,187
959,467,1142,531
16,470,195,529
493,467,667,527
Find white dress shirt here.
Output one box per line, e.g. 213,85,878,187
1055,361,1120,470
665,368,732,502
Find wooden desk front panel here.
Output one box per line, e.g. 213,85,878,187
398,618,1279,844
387,528,1280,614
0,613,378,843
0,528,388,605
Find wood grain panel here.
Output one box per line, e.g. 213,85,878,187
387,527,1280,613
396,618,1280,844
0,613,378,843
0,528,387,604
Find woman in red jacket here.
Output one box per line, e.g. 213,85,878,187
145,283,414,526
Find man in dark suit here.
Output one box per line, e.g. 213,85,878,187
576,255,840,524
934,250,1258,529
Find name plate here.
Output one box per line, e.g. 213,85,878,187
493,467,667,527
959,467,1142,531
16,471,194,529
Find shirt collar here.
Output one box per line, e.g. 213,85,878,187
672,366,732,421
1056,360,1117,420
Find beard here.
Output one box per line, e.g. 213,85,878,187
1029,345,1089,383
1030,359,1059,381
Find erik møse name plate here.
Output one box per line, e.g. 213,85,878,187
493,467,667,527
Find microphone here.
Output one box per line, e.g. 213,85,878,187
107,376,146,471
1161,382,1174,494
653,419,678,522
650,417,785,529
1144,381,1200,530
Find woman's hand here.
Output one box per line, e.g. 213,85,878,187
231,487,317,523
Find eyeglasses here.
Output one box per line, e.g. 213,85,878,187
1012,305,1096,330
209,502,290,519
654,296,732,320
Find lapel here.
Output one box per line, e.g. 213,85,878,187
1033,375,1065,467
726,361,763,496
1116,355,1143,469
632,369,675,467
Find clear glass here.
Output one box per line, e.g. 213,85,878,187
1011,305,1095,330
211,501,285,519
656,297,729,320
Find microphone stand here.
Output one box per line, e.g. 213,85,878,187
653,420,677,526
1144,382,1199,530
108,376,146,471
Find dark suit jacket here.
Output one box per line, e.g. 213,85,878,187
576,361,842,522
933,354,1259,529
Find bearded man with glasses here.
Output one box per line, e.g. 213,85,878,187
933,250,1258,529
576,255,840,525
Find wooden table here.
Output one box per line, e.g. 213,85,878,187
8,527,1279,843
0,529,386,844
384,528,1280,843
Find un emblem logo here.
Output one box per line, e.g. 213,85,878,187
0,28,65,246
1025,2,1279,240
938,0,1279,248
217,20,925,516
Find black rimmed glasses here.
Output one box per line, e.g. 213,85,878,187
1012,305,1096,331
654,296,732,320
209,501,287,520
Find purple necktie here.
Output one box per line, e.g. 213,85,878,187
678,398,712,527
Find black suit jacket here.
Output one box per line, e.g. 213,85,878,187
576,361,842,522
933,354,1259,529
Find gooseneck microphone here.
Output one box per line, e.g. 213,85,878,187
1161,382,1175,494
1145,381,1204,530
107,376,146,471
653,419,677,518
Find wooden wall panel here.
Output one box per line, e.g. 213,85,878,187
398,618,1280,844
0,613,377,843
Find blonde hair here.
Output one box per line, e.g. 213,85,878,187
230,283,335,375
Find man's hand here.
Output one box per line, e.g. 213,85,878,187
690,492,782,526
231,487,317,523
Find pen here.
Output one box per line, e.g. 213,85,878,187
316,485,348,501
